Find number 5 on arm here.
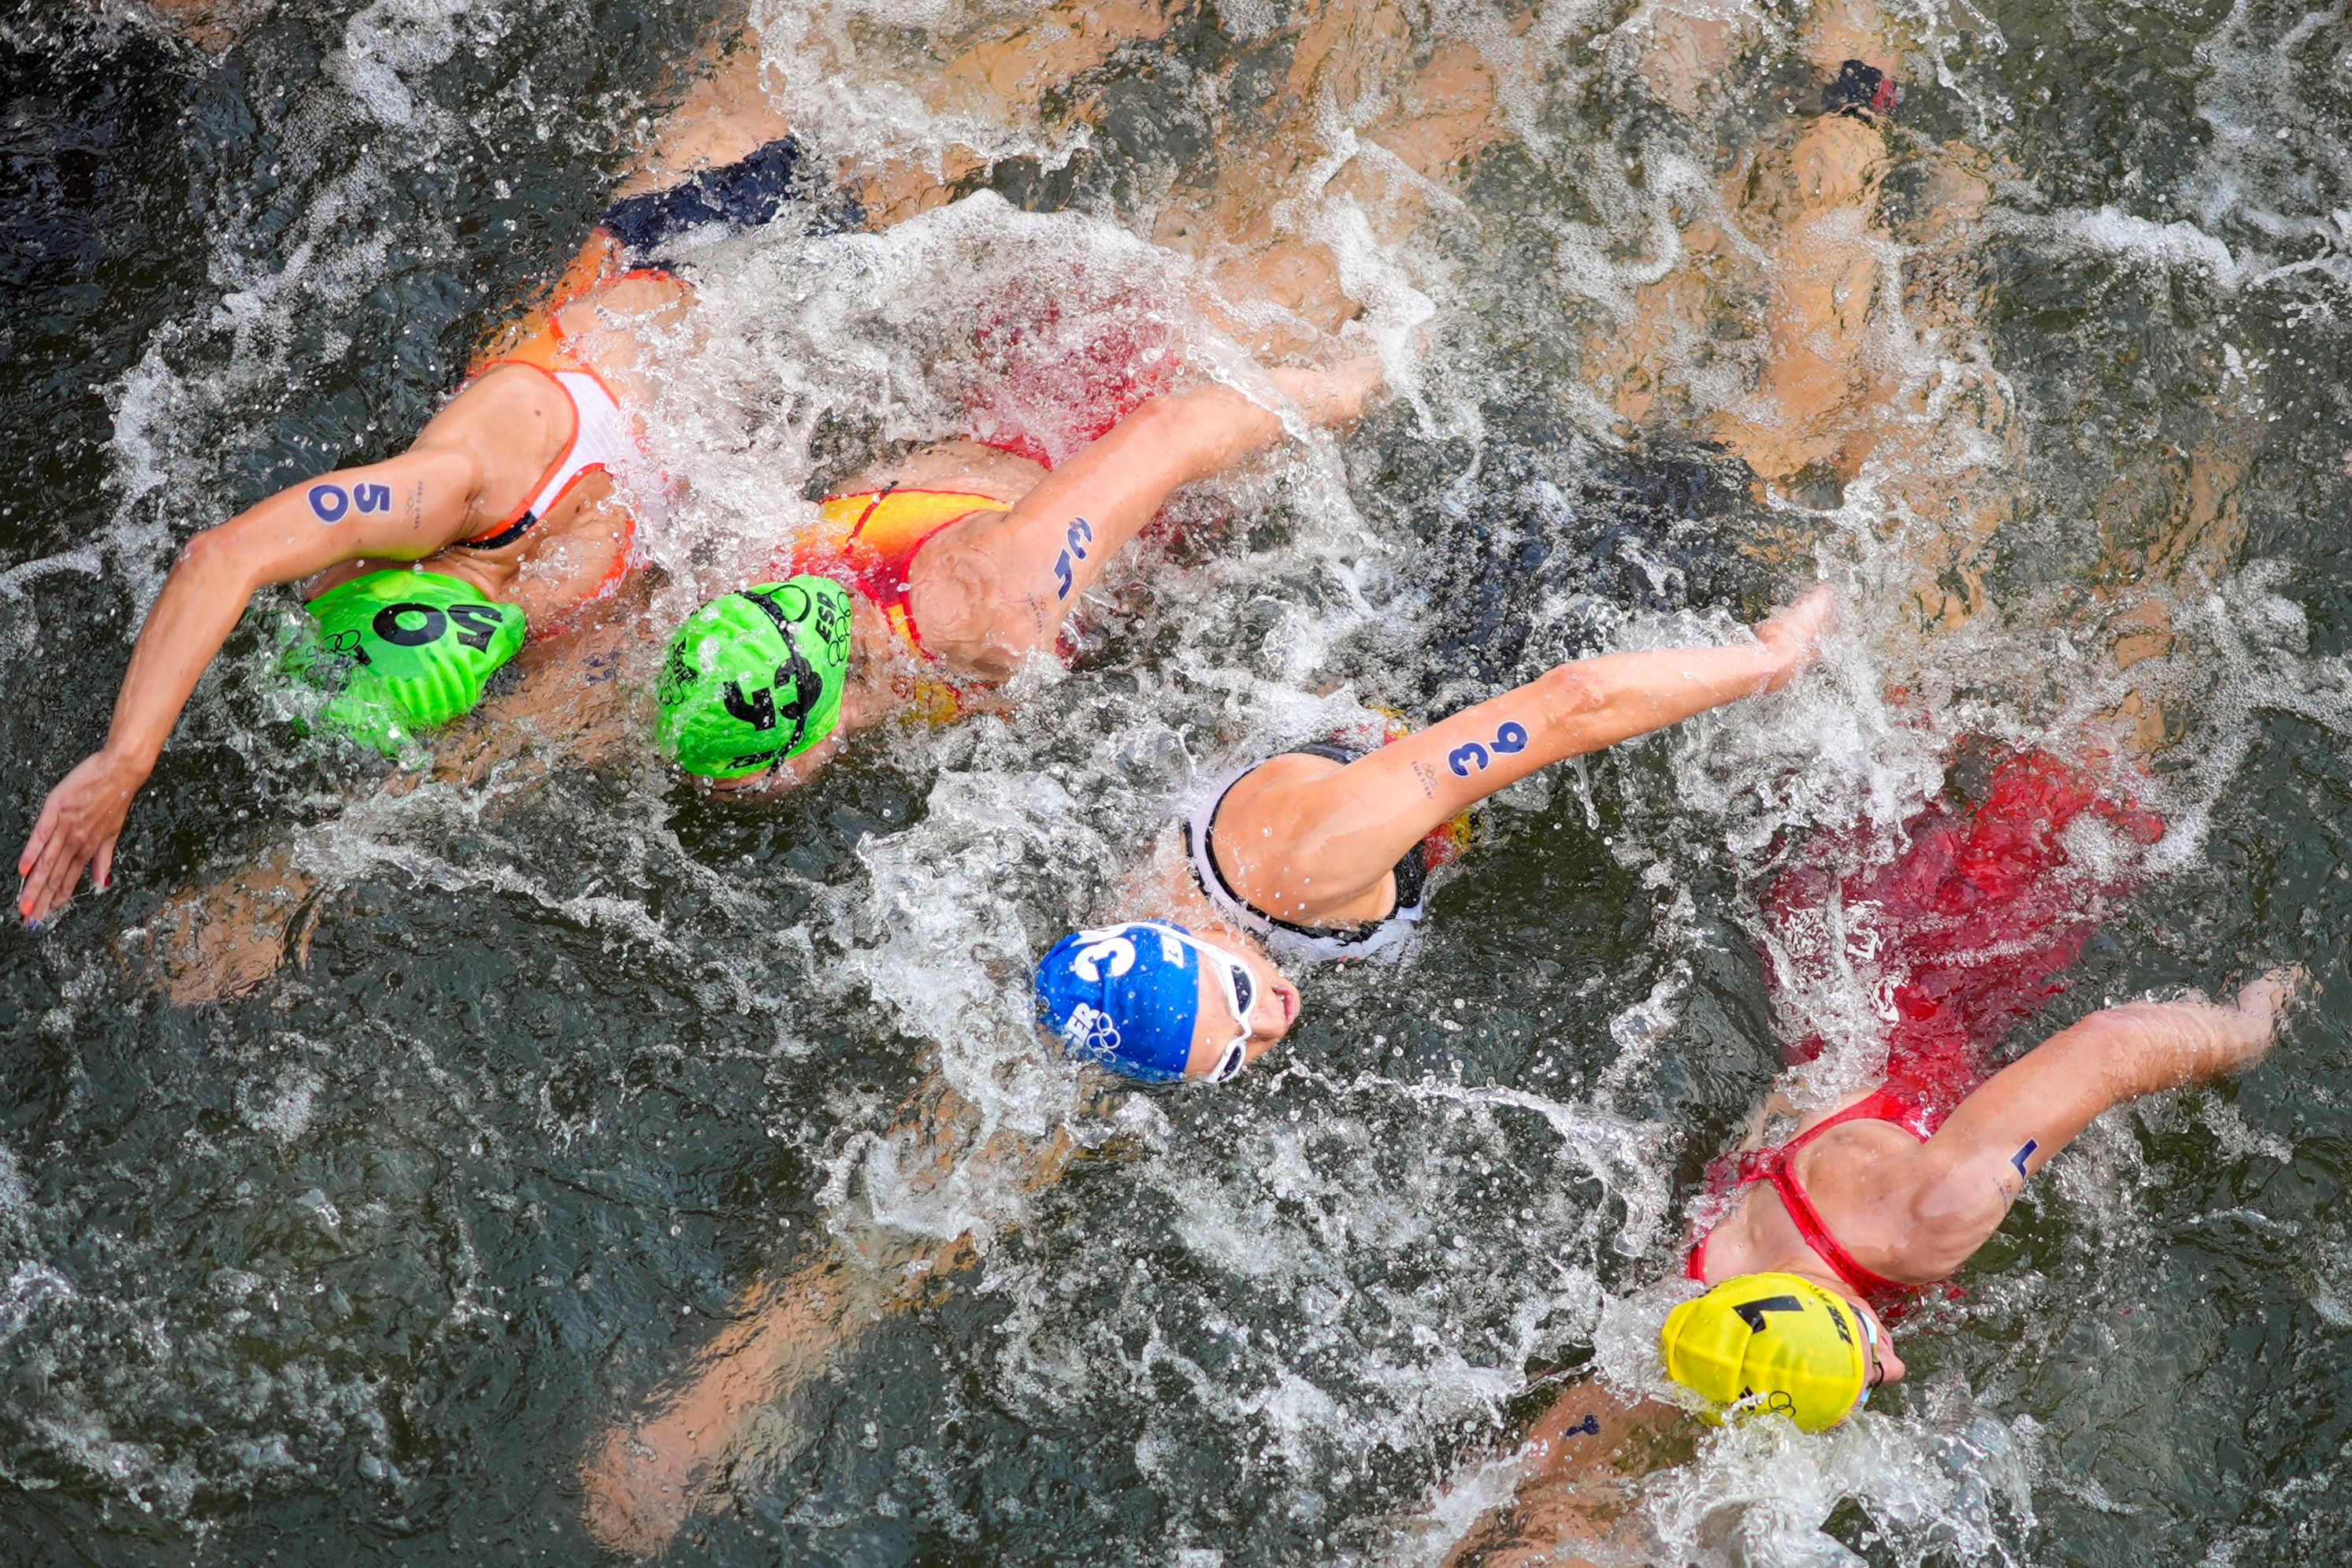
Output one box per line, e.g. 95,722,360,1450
16,414,503,926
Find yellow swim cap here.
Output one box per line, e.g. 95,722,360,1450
1660,1273,1871,1433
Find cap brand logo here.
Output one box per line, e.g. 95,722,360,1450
1069,929,1139,983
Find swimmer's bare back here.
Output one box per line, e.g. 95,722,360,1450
15,272,686,927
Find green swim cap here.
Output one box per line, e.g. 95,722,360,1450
284,569,527,756
655,576,855,778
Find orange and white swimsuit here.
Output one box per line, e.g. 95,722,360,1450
791,485,1013,723
455,294,670,616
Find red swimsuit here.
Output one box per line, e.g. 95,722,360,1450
1686,1088,1947,1314
1688,745,2168,1315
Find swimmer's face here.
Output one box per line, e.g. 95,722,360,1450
1182,940,1299,1081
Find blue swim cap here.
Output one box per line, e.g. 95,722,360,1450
1034,921,1203,1083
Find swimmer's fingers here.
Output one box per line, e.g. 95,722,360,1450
17,798,54,882
1262,355,1387,429
18,752,139,926
15,830,54,926
17,791,85,926
1753,584,1842,691
17,832,81,929
2238,966,2310,1027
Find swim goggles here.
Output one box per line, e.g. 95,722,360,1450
1181,932,1258,1084
1853,1303,1882,1410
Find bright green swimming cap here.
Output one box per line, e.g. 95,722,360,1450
284,568,527,756
655,576,855,778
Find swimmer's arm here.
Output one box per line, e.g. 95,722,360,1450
584,1105,1081,1553
949,363,1383,662
582,1254,895,1554
83,447,478,769
17,447,480,925
1441,1381,1686,1568
1275,589,1836,866
1900,977,2293,1276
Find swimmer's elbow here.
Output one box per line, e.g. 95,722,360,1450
173,525,262,595
1531,665,1607,747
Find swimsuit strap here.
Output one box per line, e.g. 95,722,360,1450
1757,1150,1925,1307
1780,1086,1945,1152
458,362,640,554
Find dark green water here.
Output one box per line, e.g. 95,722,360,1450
4,1,2352,1564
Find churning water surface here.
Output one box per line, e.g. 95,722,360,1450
5,0,2352,1563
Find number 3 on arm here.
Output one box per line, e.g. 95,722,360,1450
1448,721,1528,777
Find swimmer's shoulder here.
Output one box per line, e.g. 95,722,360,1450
1208,747,1355,834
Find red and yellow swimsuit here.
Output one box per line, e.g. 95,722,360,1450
791,486,1013,724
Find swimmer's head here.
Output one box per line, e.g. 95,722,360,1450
1033,921,1298,1084
1660,1273,1888,1433
655,576,854,778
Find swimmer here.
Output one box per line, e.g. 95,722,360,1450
639,0,1527,787
577,4,1559,1547
1029,584,1838,1084
1586,0,2034,633
13,259,689,932
10,0,1364,929
132,0,1527,997
574,592,1836,1549
643,355,1382,787
1453,978,2300,1565
117,0,239,49
1437,748,2301,1567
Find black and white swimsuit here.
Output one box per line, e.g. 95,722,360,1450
1182,743,1428,962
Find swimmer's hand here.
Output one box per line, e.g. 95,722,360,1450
582,1425,699,1557
2223,966,2306,1072
17,747,146,928
1753,584,1840,692
1264,354,1387,428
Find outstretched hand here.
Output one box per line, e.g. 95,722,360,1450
1263,354,1388,429
2221,966,2306,1073
17,748,144,927
582,1425,698,1558
1753,584,1841,691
